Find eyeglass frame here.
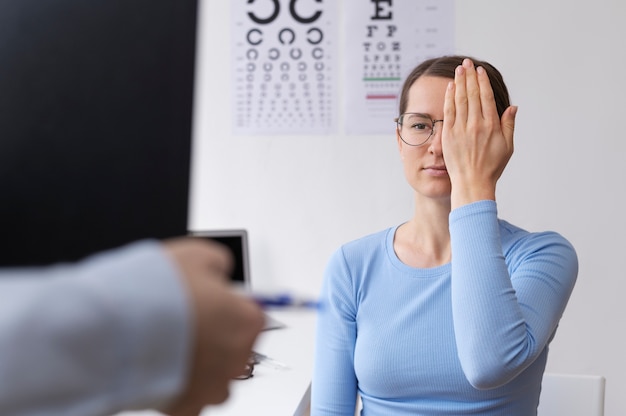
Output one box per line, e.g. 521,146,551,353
395,112,444,147
234,355,259,380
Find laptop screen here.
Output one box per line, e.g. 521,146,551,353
190,229,251,286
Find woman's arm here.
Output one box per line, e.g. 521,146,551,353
450,201,578,389
311,248,359,415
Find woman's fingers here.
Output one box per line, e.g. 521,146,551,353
462,59,483,123
501,105,518,148
476,65,499,124
453,64,468,124
443,80,456,132
443,58,517,194
452,58,509,137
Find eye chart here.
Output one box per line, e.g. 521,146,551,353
343,0,454,135
232,1,339,135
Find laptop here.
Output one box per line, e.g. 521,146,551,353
190,229,285,330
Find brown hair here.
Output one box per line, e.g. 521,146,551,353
398,55,510,117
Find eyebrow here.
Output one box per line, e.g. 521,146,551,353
404,112,433,119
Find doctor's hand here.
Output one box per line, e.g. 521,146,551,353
162,238,265,416
442,58,517,209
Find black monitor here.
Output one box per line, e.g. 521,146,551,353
0,0,198,265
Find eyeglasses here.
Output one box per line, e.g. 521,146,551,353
395,113,444,147
234,354,259,380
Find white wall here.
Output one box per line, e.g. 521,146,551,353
189,1,626,414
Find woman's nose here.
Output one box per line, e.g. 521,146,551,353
428,122,444,153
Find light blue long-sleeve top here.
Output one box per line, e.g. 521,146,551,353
312,201,578,415
0,241,191,416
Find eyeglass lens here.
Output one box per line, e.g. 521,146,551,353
397,113,437,146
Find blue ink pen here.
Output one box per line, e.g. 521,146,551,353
231,284,321,310
248,292,321,309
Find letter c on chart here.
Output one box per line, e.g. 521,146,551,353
278,28,295,45
246,29,263,45
311,47,324,60
306,27,323,45
247,0,280,24
246,49,259,60
289,0,322,24
268,48,280,60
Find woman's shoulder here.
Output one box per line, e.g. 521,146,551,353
498,219,577,261
333,226,396,259
324,226,398,280
342,226,394,247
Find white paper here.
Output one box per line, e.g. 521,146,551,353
343,0,455,135
231,1,339,135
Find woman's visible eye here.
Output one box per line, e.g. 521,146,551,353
411,123,431,131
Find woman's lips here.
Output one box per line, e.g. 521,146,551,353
423,165,448,176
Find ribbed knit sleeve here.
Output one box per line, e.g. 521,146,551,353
449,201,578,389
311,246,359,416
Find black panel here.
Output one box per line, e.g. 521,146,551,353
0,0,198,265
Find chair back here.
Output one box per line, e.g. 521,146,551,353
537,372,606,416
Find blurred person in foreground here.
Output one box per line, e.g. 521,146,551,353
0,237,265,416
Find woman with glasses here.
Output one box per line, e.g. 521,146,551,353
311,56,578,415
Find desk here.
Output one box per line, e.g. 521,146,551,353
115,308,317,416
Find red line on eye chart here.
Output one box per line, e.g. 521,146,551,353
366,94,397,100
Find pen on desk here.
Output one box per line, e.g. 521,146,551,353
247,292,321,309
252,350,290,370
